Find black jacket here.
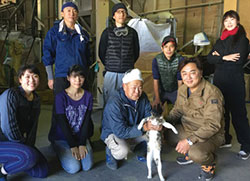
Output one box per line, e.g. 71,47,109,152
207,34,249,73
0,87,40,146
98,25,140,73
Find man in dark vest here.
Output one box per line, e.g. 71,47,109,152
98,3,140,104
152,35,184,107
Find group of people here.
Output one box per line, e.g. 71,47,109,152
0,2,250,181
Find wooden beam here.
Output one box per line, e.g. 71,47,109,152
78,16,93,36
183,0,187,47
95,0,109,107
58,0,62,19
153,0,157,11
139,0,223,16
201,0,205,32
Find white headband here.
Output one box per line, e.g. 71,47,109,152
122,68,144,84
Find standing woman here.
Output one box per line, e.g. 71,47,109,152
208,10,250,160
48,65,94,174
0,65,48,181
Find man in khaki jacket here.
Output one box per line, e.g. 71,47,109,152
166,58,224,181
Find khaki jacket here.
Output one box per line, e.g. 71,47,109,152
167,78,225,144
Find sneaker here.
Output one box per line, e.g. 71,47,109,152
176,154,193,165
198,164,215,181
137,156,146,163
0,169,7,181
237,150,250,160
105,147,118,170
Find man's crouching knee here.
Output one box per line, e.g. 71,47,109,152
111,144,129,160
189,147,216,165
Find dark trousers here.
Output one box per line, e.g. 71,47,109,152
214,70,250,152
48,77,69,141
167,125,223,165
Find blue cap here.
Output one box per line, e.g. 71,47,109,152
61,2,78,12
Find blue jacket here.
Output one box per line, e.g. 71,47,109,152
101,88,152,141
42,20,91,78
0,87,40,146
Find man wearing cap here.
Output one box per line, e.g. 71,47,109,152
42,2,91,94
101,68,161,170
98,3,140,104
152,35,184,107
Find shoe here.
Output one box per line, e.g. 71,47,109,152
137,156,146,163
176,154,193,165
237,150,250,160
0,169,7,181
105,147,118,170
198,164,215,181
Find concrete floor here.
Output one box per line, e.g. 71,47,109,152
7,104,250,181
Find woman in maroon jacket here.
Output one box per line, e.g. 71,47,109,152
207,10,250,160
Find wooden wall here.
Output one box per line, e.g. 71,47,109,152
131,0,223,54
238,0,250,40
129,0,250,52
41,0,56,33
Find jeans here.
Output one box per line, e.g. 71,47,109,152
160,89,178,104
52,139,93,174
103,71,125,105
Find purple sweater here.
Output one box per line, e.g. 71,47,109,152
50,90,93,147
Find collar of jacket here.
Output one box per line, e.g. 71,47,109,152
181,78,206,98
58,20,85,41
18,86,39,102
118,87,140,109
160,52,177,62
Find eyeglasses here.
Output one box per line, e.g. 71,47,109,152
114,27,128,37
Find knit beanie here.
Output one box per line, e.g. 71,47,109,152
112,3,127,16
61,2,78,12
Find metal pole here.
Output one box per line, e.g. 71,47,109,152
9,0,26,20
0,32,9,64
24,37,35,65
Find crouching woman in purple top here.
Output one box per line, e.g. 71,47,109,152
48,65,94,174
0,65,48,181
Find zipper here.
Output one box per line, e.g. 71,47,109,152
123,103,137,112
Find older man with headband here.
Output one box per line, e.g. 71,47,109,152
101,68,161,170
